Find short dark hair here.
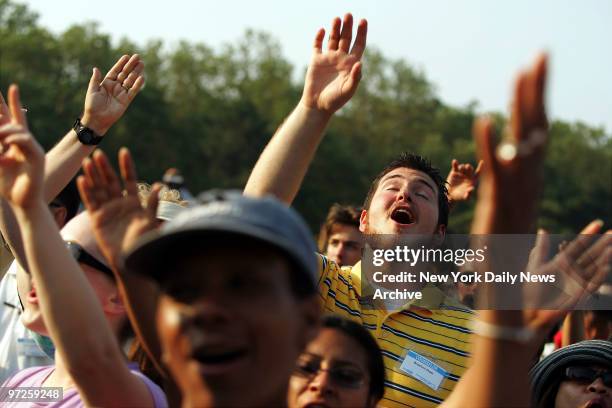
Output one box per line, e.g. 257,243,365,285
363,153,449,227
52,177,80,222
317,204,361,252
322,315,385,405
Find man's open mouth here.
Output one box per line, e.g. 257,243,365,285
391,207,415,225
192,348,248,365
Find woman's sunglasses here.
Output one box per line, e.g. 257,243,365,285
565,366,612,387
65,241,114,279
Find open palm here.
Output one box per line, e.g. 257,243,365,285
78,148,159,269
82,54,145,135
301,14,367,114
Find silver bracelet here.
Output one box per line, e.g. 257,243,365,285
471,319,536,344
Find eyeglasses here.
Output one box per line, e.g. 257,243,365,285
565,366,612,387
294,356,366,389
65,241,114,279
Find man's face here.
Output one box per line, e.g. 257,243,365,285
325,224,363,267
360,168,445,238
156,245,319,407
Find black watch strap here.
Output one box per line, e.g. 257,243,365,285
73,118,103,146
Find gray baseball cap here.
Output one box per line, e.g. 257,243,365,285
124,190,318,294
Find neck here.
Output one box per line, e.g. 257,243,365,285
42,350,75,390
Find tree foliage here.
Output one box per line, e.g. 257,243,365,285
0,0,609,233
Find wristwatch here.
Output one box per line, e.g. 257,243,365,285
73,118,103,145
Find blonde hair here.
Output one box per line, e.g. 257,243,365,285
137,183,188,208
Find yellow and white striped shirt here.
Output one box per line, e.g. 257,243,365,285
317,255,473,407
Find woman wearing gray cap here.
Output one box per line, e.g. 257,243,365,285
530,339,611,408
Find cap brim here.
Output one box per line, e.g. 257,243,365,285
125,220,312,286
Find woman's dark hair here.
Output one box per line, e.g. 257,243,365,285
322,315,386,404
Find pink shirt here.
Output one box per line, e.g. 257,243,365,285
1,364,167,407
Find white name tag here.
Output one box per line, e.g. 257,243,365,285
399,350,448,391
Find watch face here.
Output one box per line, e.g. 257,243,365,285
80,129,95,144
78,128,100,145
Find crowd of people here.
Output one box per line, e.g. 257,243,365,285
0,12,610,408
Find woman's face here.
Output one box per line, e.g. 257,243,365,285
288,327,373,408
555,365,611,408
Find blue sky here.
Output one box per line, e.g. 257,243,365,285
22,0,612,132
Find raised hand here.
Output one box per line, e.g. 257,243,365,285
0,85,45,208
472,53,548,233
300,13,367,115
520,221,611,337
77,148,159,269
446,159,483,205
81,54,145,135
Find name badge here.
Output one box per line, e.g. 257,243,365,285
16,337,47,358
399,350,448,391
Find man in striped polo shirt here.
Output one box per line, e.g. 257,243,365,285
244,13,473,407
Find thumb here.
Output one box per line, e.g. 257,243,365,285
88,67,102,94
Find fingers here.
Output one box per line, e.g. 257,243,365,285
77,174,100,212
451,159,459,171
313,28,325,55
0,92,10,126
2,133,41,155
81,157,110,207
529,229,550,269
349,19,368,59
511,53,548,144
327,17,341,51
338,13,353,53
93,150,122,199
105,55,130,81
474,160,484,176
473,116,498,175
127,74,145,102
7,85,27,128
88,67,102,94
119,147,139,196
146,183,162,220
121,61,144,89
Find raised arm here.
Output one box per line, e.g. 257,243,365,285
0,54,144,268
244,13,367,203
77,148,166,378
0,85,154,407
444,54,611,407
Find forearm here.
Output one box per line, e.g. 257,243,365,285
442,312,534,408
244,103,331,204
43,128,95,203
561,311,584,347
13,201,123,371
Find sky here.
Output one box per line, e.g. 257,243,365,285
21,0,612,132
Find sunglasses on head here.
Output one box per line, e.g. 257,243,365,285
565,366,612,387
294,356,366,389
65,241,114,279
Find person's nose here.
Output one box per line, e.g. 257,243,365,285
308,369,335,396
587,377,609,394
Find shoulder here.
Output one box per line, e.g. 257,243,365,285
128,366,168,408
2,365,53,387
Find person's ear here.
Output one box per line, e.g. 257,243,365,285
104,291,127,316
359,209,368,233
50,206,68,228
432,224,446,246
298,296,322,350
